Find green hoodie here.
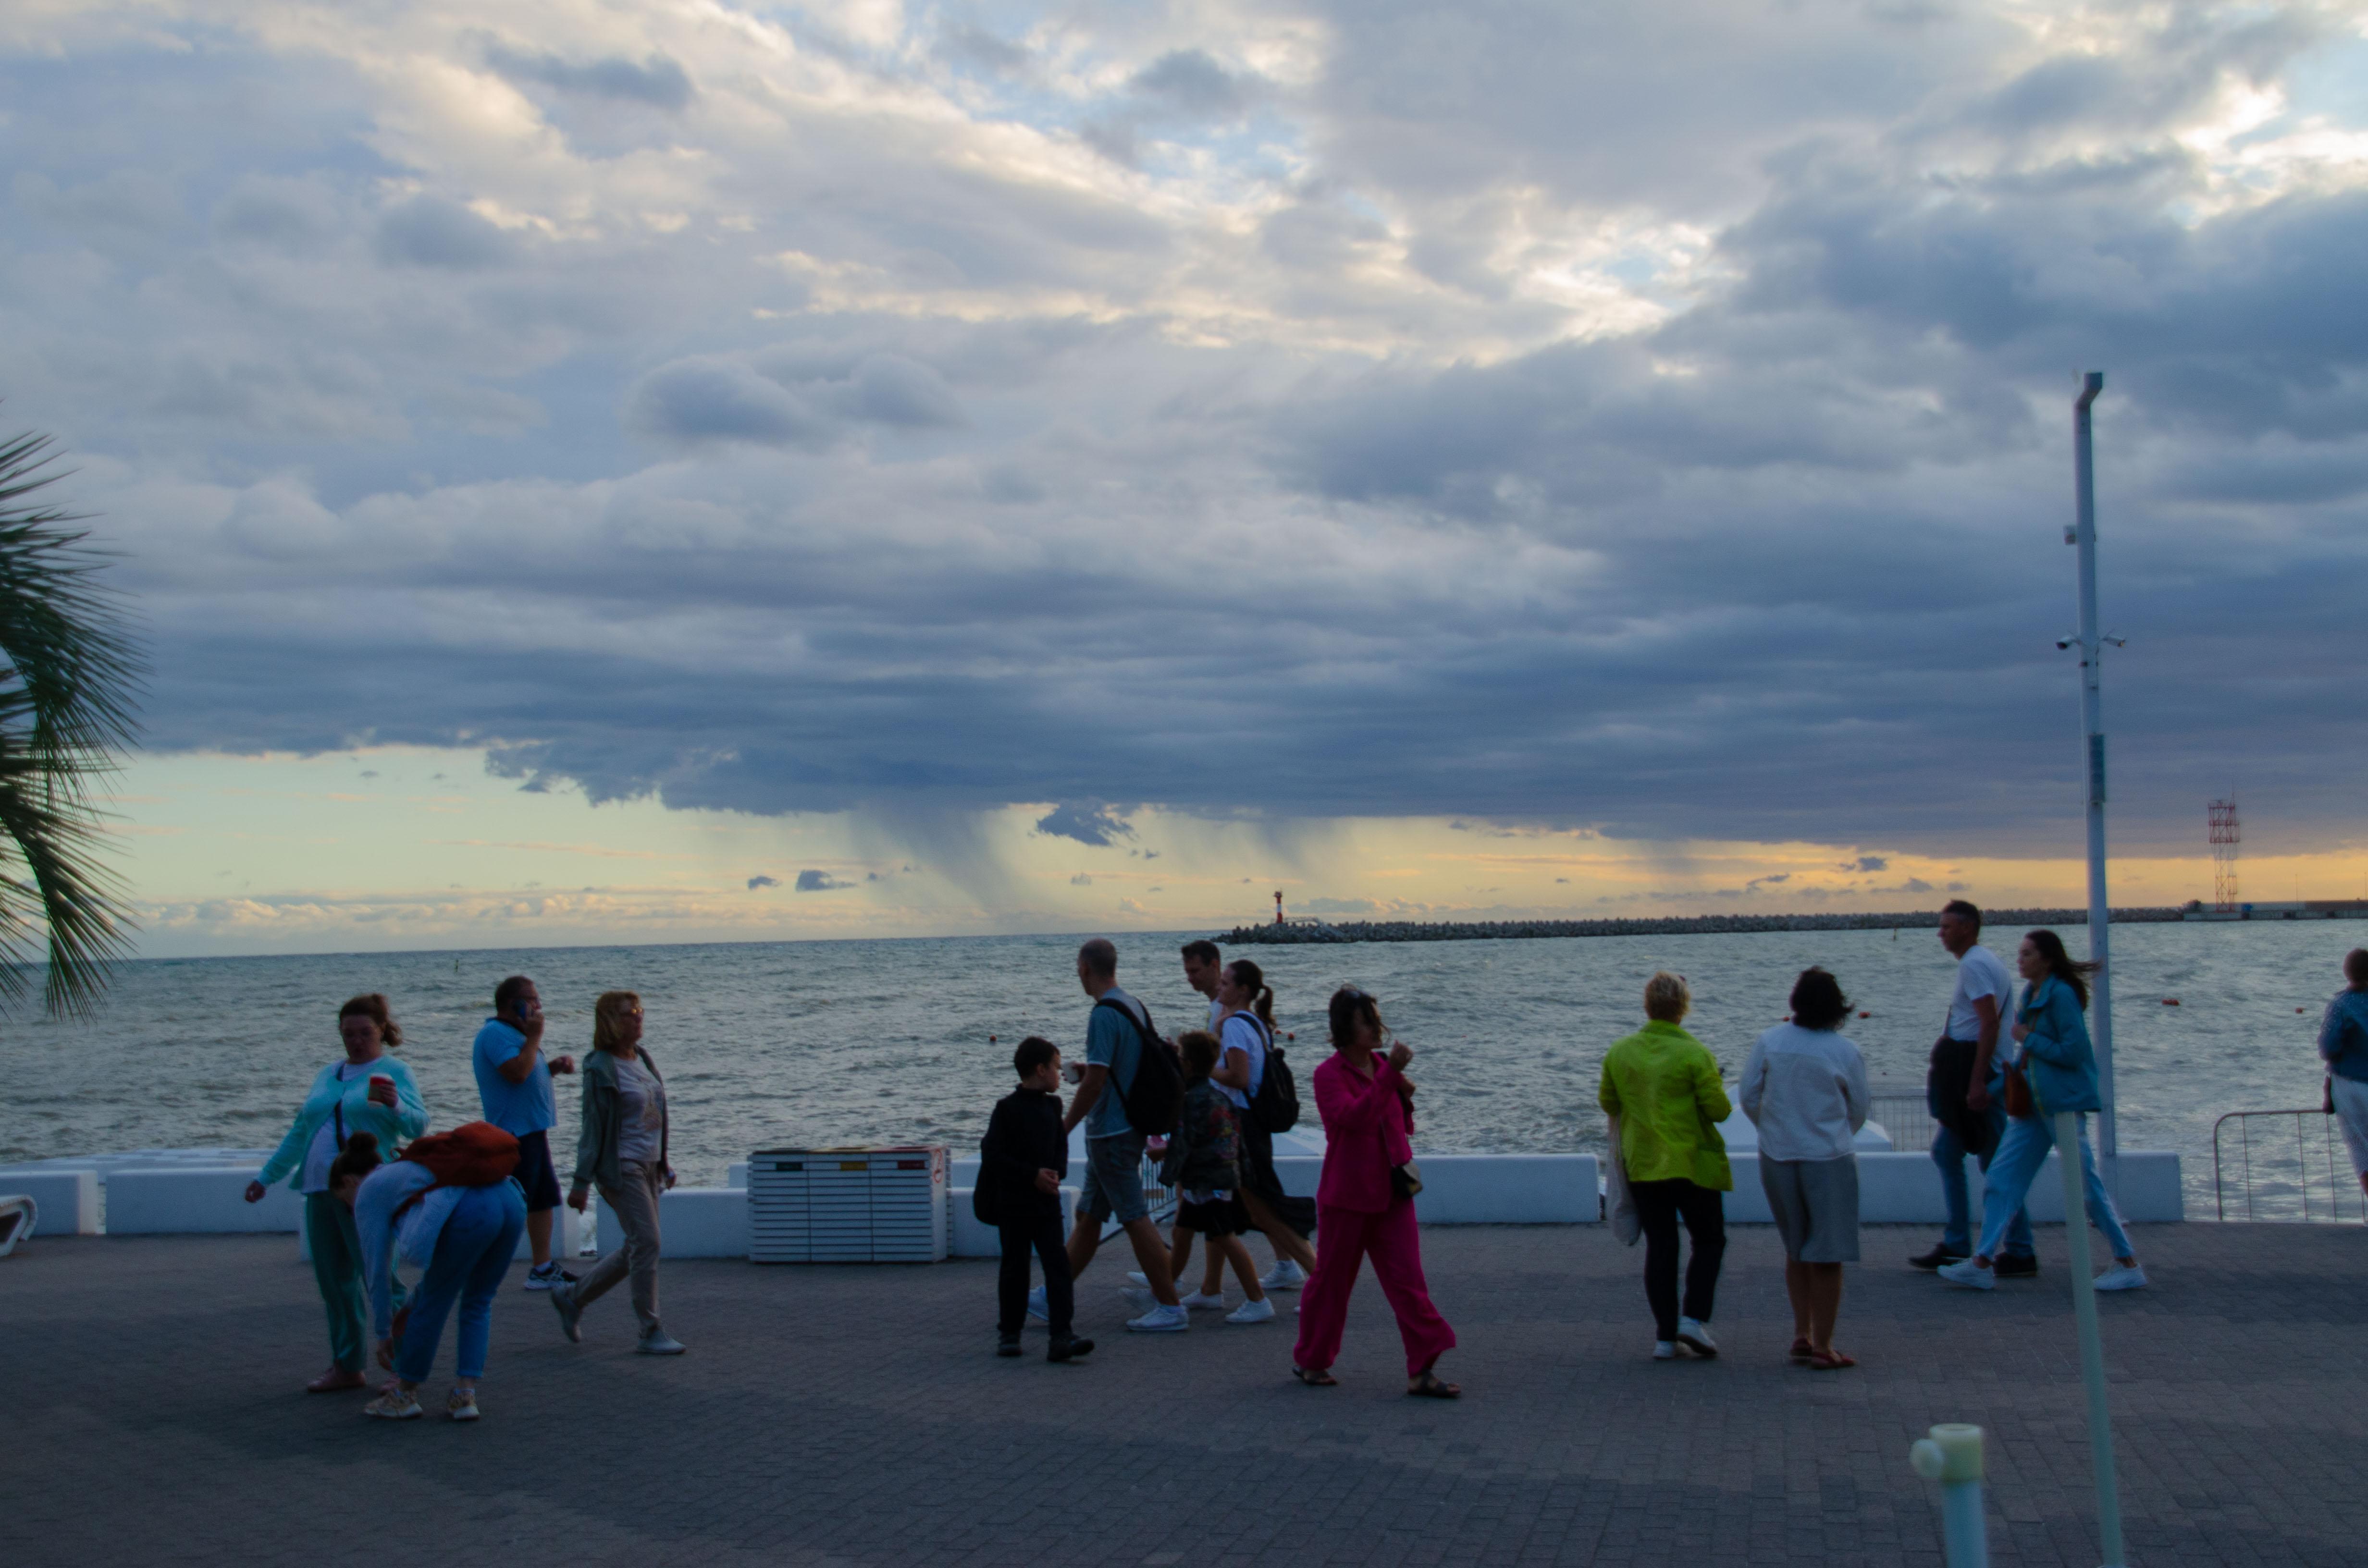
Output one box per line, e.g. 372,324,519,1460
1598,1020,1732,1189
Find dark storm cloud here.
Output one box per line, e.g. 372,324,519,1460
746,873,779,889
11,0,2368,870
485,47,694,110
794,869,852,891
373,195,514,270
1036,804,1137,847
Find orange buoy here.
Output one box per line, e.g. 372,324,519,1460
1858,1011,1872,1018
2161,999,2180,1006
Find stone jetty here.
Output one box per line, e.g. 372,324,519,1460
1225,906,2185,945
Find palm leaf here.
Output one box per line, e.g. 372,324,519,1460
0,430,145,1017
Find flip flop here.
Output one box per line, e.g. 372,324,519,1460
1291,1364,1338,1387
1407,1370,1462,1399
1788,1338,1814,1361
1807,1348,1857,1371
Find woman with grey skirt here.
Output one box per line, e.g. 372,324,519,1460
1738,968,1869,1370
550,990,685,1355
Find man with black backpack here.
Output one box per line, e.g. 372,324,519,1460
1058,938,1188,1333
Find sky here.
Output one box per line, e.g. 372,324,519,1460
5,0,2368,956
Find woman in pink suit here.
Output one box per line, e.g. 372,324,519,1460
1290,986,1460,1397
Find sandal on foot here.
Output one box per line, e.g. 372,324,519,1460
307,1367,367,1393
1806,1348,1857,1371
1291,1364,1338,1387
1788,1338,1813,1361
1407,1369,1461,1399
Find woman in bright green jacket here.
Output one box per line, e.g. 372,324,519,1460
1600,971,1732,1360
244,993,430,1392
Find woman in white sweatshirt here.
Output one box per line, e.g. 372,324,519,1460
1739,968,1869,1371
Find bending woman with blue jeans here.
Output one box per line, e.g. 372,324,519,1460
349,1133,529,1421
1939,930,2146,1293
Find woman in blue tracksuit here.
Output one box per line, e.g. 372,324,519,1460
343,1133,528,1422
1938,929,2146,1293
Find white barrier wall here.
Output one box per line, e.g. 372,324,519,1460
1720,1151,2184,1225
653,1188,751,1259
0,1170,99,1236
4,1147,2185,1250
948,1188,1083,1258
111,1167,304,1234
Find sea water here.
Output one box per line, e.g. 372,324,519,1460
0,922,2351,1208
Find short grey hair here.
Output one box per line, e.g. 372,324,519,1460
1642,970,1691,1023
1077,937,1118,979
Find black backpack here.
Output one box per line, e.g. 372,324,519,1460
1228,1013,1302,1133
1095,996,1184,1137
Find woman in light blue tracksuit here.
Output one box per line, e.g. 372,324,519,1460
344,1134,528,1422
1938,929,2146,1292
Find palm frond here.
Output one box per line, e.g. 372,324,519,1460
0,429,146,1017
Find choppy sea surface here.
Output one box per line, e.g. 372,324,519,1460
0,923,2353,1207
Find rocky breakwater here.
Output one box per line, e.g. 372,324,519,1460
1224,907,2184,945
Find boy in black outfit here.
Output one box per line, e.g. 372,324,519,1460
980,1036,1093,1362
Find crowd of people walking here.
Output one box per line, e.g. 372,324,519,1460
237,898,2368,1423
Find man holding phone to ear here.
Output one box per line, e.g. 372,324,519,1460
472,975,576,1289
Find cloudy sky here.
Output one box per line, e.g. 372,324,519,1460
5,0,2367,955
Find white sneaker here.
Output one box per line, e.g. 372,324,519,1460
2092,1264,2148,1292
445,1387,479,1422
1180,1289,1228,1311
1653,1341,1677,1360
1937,1259,1997,1291
1259,1259,1308,1291
636,1327,688,1355
364,1387,423,1420
1120,1285,1155,1312
1675,1317,1717,1358
1226,1298,1277,1324
1127,1303,1190,1333
1026,1286,1048,1323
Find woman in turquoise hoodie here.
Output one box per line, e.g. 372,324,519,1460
244,994,430,1390
1937,932,2145,1293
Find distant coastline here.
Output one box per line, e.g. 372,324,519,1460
1222,907,2188,945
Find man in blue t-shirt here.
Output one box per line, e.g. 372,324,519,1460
1054,937,1185,1332
472,975,577,1289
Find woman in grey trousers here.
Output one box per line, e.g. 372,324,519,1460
550,990,685,1355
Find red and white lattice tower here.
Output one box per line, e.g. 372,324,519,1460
2208,797,2240,913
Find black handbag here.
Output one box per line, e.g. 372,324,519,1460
1391,1158,1423,1201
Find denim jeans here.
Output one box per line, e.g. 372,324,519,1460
1932,1107,2033,1257
1978,1112,2134,1262
396,1182,526,1384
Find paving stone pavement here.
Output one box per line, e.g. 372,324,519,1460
4,1221,2362,1566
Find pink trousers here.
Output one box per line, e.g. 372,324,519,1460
1291,1199,1457,1376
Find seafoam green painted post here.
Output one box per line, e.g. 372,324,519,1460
2057,1109,2127,1567
1909,1422,1989,1568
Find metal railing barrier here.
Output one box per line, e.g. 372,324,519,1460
2212,1108,2366,1223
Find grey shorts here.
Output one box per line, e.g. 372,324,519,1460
1079,1130,1149,1225
1762,1155,1860,1263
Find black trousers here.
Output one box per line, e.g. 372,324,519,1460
1630,1177,1726,1339
998,1210,1072,1337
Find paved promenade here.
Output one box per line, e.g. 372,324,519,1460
5,1222,2361,1567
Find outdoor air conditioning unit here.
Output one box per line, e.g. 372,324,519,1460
747,1145,948,1263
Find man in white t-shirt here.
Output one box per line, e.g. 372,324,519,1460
1911,901,2035,1272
